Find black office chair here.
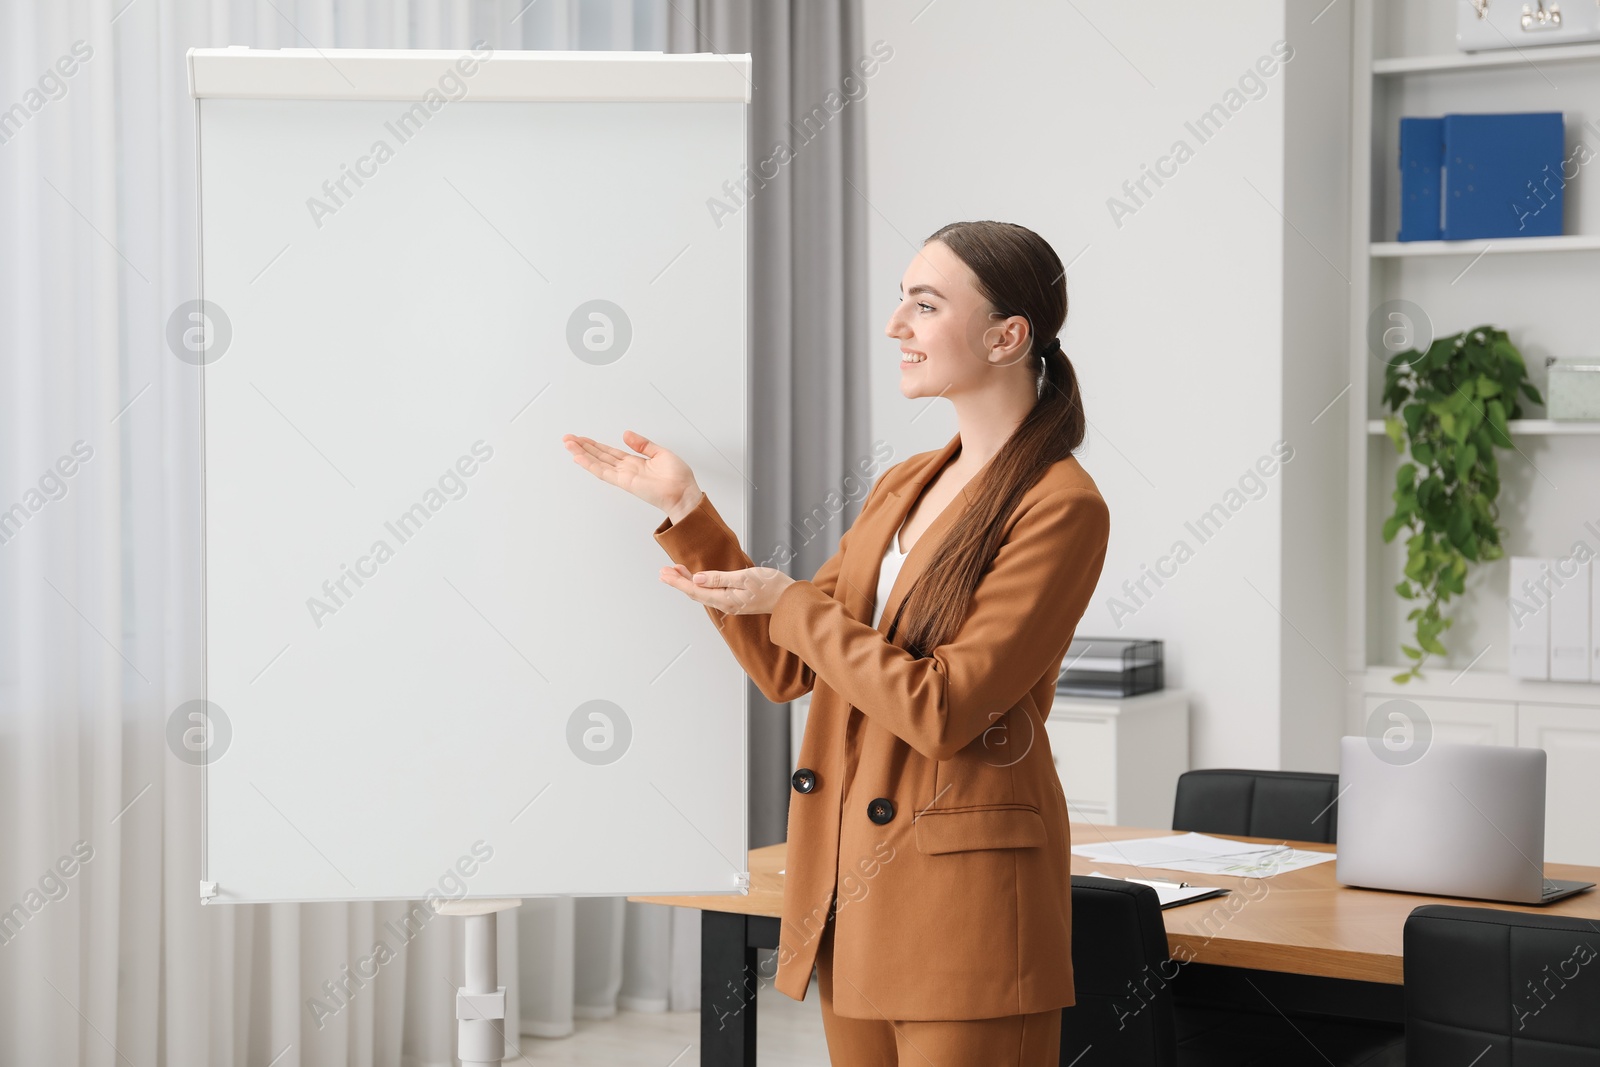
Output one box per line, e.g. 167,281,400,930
1171,768,1341,844
1061,876,1405,1066
1060,876,1179,1065
1405,904,1600,1065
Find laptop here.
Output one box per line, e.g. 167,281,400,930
1337,737,1594,905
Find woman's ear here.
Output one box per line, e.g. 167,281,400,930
982,317,1031,368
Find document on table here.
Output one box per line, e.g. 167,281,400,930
1087,871,1230,909
1072,832,1336,878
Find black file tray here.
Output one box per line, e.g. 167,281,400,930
1056,637,1163,697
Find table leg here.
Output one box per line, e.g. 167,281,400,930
700,911,757,1066
699,913,783,1067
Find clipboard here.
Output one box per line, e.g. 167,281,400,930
1091,872,1230,909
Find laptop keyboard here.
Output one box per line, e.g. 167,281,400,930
1540,879,1595,902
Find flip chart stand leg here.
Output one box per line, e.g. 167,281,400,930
437,898,523,1067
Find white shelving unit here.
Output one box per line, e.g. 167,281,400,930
1371,233,1600,256
1365,419,1600,435
1372,40,1600,75
1347,2,1600,865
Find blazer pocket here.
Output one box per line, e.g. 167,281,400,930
914,804,1047,855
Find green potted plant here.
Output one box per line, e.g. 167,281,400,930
1379,325,1543,683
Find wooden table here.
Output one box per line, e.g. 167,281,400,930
630,823,1600,1066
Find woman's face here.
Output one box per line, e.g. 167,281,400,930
884,239,1031,401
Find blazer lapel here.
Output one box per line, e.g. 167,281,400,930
840,432,990,643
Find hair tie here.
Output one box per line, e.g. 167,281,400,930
1039,336,1061,358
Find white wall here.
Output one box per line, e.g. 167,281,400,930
861,0,1351,770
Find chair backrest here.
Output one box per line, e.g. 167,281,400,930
1405,904,1600,1066
1171,768,1340,844
1060,876,1178,1067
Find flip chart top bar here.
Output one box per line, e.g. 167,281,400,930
186,46,753,103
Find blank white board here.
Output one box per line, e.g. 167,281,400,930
189,48,750,904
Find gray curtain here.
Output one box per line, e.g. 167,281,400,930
0,0,734,1062
669,0,873,852
0,0,865,1059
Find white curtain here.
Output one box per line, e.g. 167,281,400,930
0,2,706,1064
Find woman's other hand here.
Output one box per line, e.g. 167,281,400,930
562,429,703,523
658,563,795,616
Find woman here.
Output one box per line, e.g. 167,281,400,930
562,220,1109,1066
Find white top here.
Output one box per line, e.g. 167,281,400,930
871,522,911,629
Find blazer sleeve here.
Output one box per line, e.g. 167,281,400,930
651,474,889,704
765,488,1110,761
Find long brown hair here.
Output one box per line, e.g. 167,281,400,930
888,221,1087,656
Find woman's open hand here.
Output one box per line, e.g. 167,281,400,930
658,563,795,615
562,429,702,521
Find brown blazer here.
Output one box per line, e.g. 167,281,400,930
651,431,1110,1021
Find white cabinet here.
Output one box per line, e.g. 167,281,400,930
1359,671,1600,867
1517,704,1600,866
1043,689,1189,830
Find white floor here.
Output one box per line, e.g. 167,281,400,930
506,982,833,1066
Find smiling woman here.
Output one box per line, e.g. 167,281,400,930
878,221,1089,658
567,220,1109,1067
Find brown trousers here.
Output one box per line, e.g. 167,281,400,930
813,918,1063,1067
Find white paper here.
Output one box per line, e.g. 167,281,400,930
1072,832,1336,878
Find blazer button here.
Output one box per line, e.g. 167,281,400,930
791,768,818,794
867,797,895,825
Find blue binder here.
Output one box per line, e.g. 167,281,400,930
1398,117,1444,242
1441,111,1565,240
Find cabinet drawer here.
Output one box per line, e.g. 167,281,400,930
1517,703,1600,866
1046,717,1113,808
